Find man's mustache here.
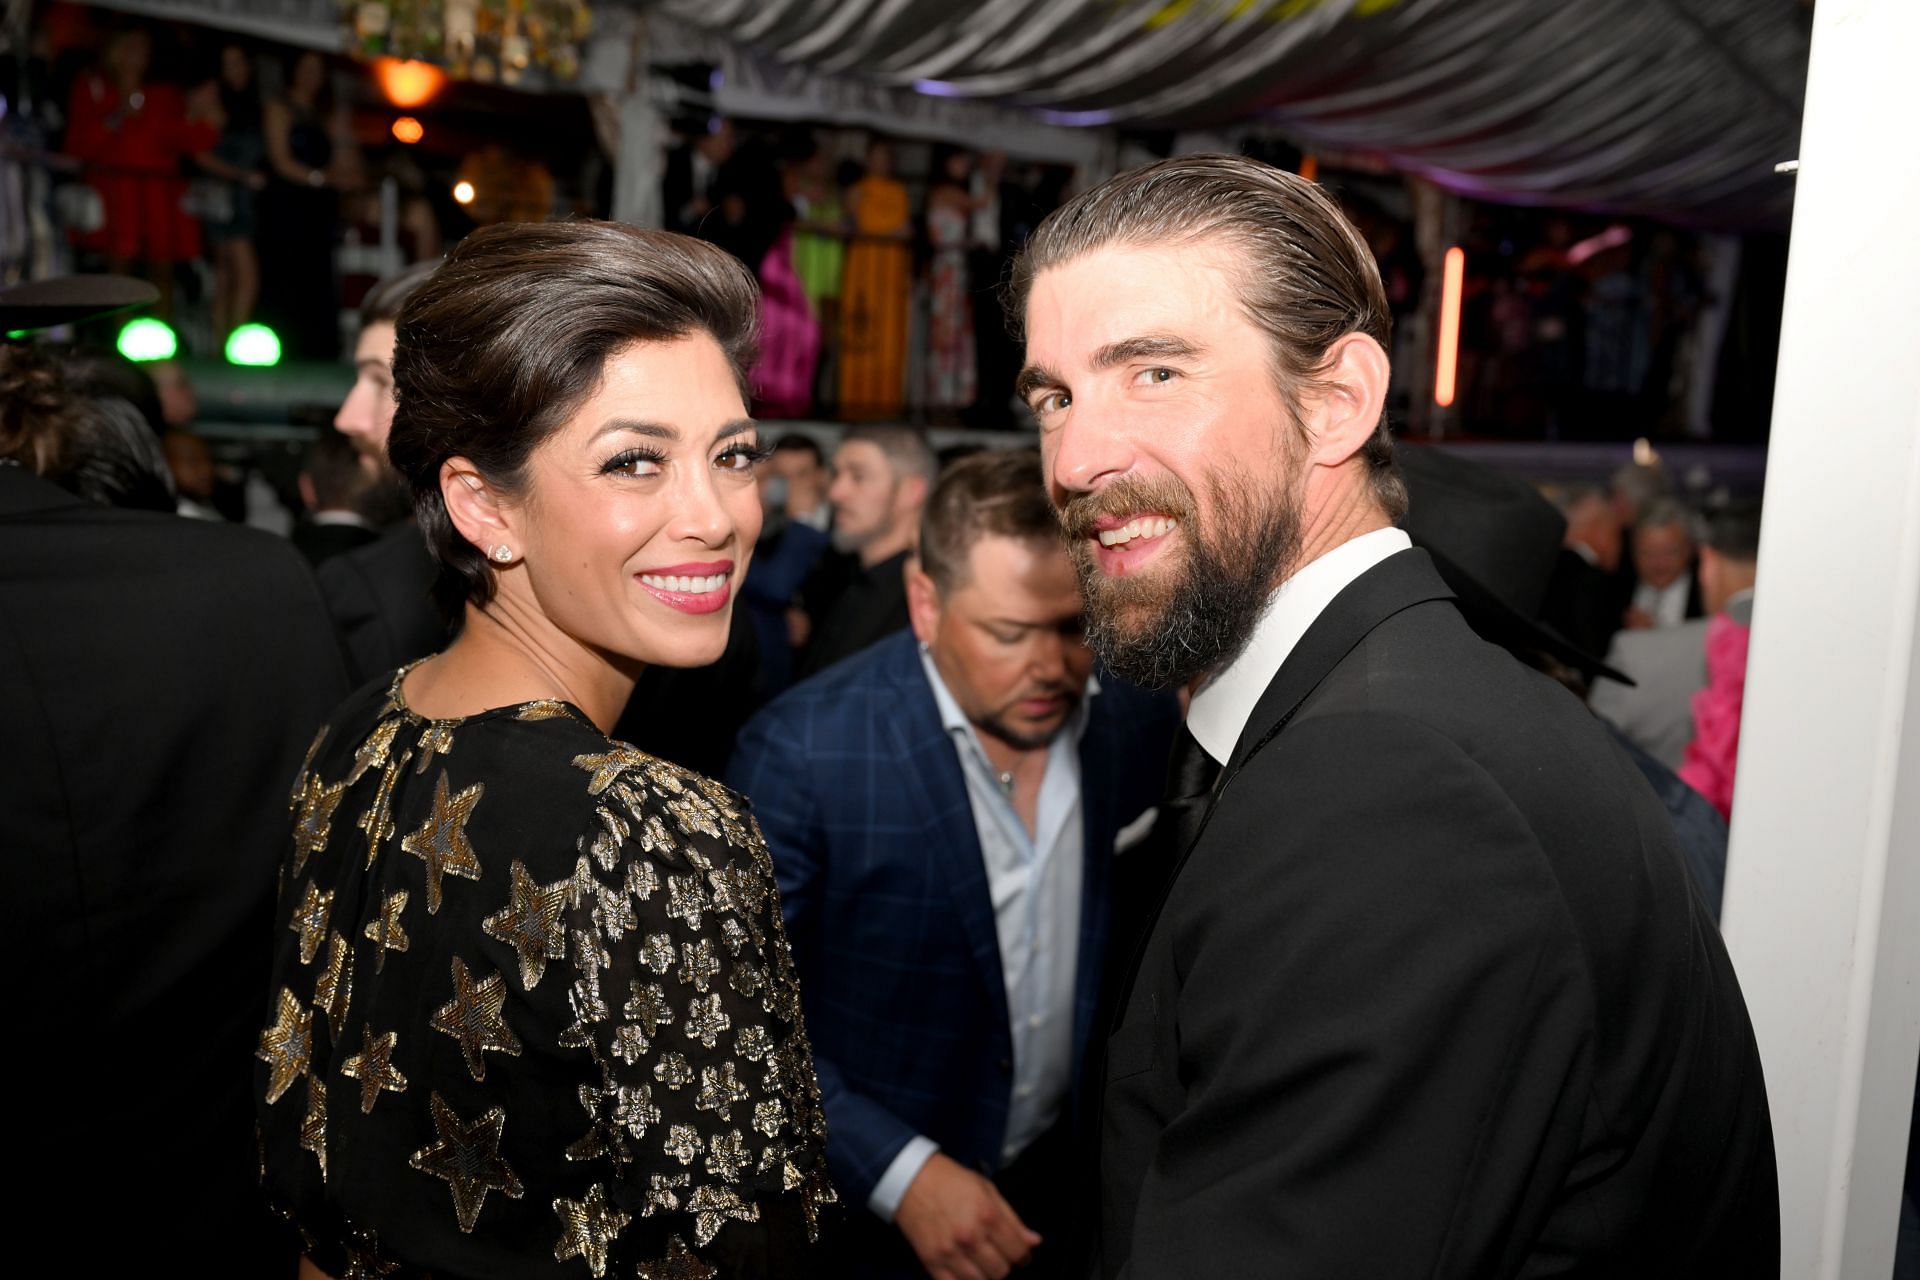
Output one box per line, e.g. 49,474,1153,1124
1056,475,1197,541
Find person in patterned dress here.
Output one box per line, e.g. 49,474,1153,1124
257,220,835,1280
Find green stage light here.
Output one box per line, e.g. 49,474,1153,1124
117,317,178,362
5,330,27,340
225,322,283,367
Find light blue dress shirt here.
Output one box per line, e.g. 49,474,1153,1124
865,652,1095,1221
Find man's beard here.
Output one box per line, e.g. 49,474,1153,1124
1058,469,1303,691
361,461,417,529
976,687,1081,752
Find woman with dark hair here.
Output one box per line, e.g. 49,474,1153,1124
258,50,353,358
192,43,268,346
256,221,835,1279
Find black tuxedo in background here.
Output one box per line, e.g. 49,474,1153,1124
316,520,447,684
0,465,350,1269
291,515,379,567
1100,549,1776,1278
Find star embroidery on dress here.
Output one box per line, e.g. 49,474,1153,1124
634,1235,716,1280
653,1052,692,1091
664,876,708,931
314,930,353,1033
624,982,673,1035
686,1184,760,1247
290,880,334,965
413,722,455,775
431,956,523,1081
678,938,720,993
482,859,571,990
346,715,404,786
694,1063,748,1122
299,1075,328,1179
550,1182,631,1278
339,1227,401,1279
641,1171,688,1218
408,1092,524,1233
572,749,638,795
401,771,485,912
290,773,347,877
290,725,329,810
752,1098,785,1139
662,1123,703,1166
363,889,410,971
682,993,731,1050
704,1128,750,1183
356,753,408,867
340,1024,409,1113
258,986,313,1105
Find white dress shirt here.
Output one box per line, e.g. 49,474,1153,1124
1632,576,1692,629
1187,528,1413,767
866,653,1095,1221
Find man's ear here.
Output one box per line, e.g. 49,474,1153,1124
297,472,318,513
906,558,943,648
440,457,514,559
1303,332,1391,469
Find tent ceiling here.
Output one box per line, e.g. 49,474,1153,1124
656,0,1810,226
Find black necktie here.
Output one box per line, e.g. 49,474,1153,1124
1162,726,1224,856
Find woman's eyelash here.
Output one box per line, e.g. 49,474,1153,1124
723,443,776,466
599,447,667,475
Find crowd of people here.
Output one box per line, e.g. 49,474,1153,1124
7,151,1782,1278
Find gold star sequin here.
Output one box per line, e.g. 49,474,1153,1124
340,1024,408,1113
705,1128,750,1182
678,938,720,993
258,986,313,1104
687,1184,760,1247
290,773,347,877
635,1235,716,1280
314,930,352,1033
339,1228,401,1279
642,1171,688,1218
665,876,708,930
401,771,485,913
662,1123,702,1165
515,700,574,721
551,1182,631,1278
414,721,455,774
694,1063,748,1121
624,982,673,1035
482,859,571,990
408,1092,524,1233
346,715,404,786
573,749,636,795
299,1075,328,1178
290,880,334,965
363,889,410,971
683,994,730,1049
431,956,522,1081
290,725,328,809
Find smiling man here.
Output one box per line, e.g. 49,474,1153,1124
1011,155,1777,1278
730,450,1177,1280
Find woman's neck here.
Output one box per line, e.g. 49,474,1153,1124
404,603,640,734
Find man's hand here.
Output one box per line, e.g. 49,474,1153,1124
1622,605,1655,631
894,1152,1041,1280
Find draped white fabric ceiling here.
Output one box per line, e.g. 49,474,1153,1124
656,0,1811,226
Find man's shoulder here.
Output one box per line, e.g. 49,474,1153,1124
755,631,918,722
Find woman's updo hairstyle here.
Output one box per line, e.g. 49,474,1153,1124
385,220,759,617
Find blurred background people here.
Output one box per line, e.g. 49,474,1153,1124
840,141,912,420
731,450,1178,1280
190,42,267,347
257,49,354,360
800,424,935,678
923,146,979,422
1,309,347,1272
292,426,381,565
1679,501,1762,821
1623,498,1703,629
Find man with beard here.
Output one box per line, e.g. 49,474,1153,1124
730,450,1177,1280
315,261,445,683
1011,155,1777,1278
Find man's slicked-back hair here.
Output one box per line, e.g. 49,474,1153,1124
838,423,938,488
1007,153,1405,519
919,449,1059,592
384,220,760,617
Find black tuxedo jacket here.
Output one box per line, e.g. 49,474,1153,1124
315,521,448,684
1100,549,1776,1278
0,465,349,1267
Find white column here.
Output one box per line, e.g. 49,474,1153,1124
1718,3,1920,1278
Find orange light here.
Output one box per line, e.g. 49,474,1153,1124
391,116,424,145
453,181,476,206
1299,154,1318,183
1434,245,1465,408
374,57,447,110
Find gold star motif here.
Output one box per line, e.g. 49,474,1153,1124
290,773,347,877
678,938,720,993
290,725,329,810
482,859,571,990
408,1092,524,1233
339,1227,401,1279
687,1184,760,1247
299,1075,328,1178
363,890,410,971
515,699,575,721
401,771,485,913
414,721,455,774
258,986,313,1104
635,1235,716,1280
572,749,638,795
340,1024,409,1113
346,715,404,786
682,993,731,1049
431,956,522,1081
694,1063,748,1121
290,880,334,965
551,1182,631,1277
314,930,353,1033
357,753,408,867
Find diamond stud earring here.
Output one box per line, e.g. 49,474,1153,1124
490,545,515,564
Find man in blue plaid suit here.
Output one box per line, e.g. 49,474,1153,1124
729,451,1177,1280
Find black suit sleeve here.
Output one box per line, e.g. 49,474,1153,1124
1120,712,1594,1278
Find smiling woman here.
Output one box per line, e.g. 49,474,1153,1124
257,221,837,1279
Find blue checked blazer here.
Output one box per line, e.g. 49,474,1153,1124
727,630,1178,1210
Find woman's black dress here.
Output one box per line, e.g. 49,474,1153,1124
257,667,836,1278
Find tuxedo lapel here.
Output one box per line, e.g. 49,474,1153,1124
877,639,1011,1034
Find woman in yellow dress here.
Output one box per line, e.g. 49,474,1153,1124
837,141,911,420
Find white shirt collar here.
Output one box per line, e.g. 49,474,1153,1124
1186,527,1412,766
